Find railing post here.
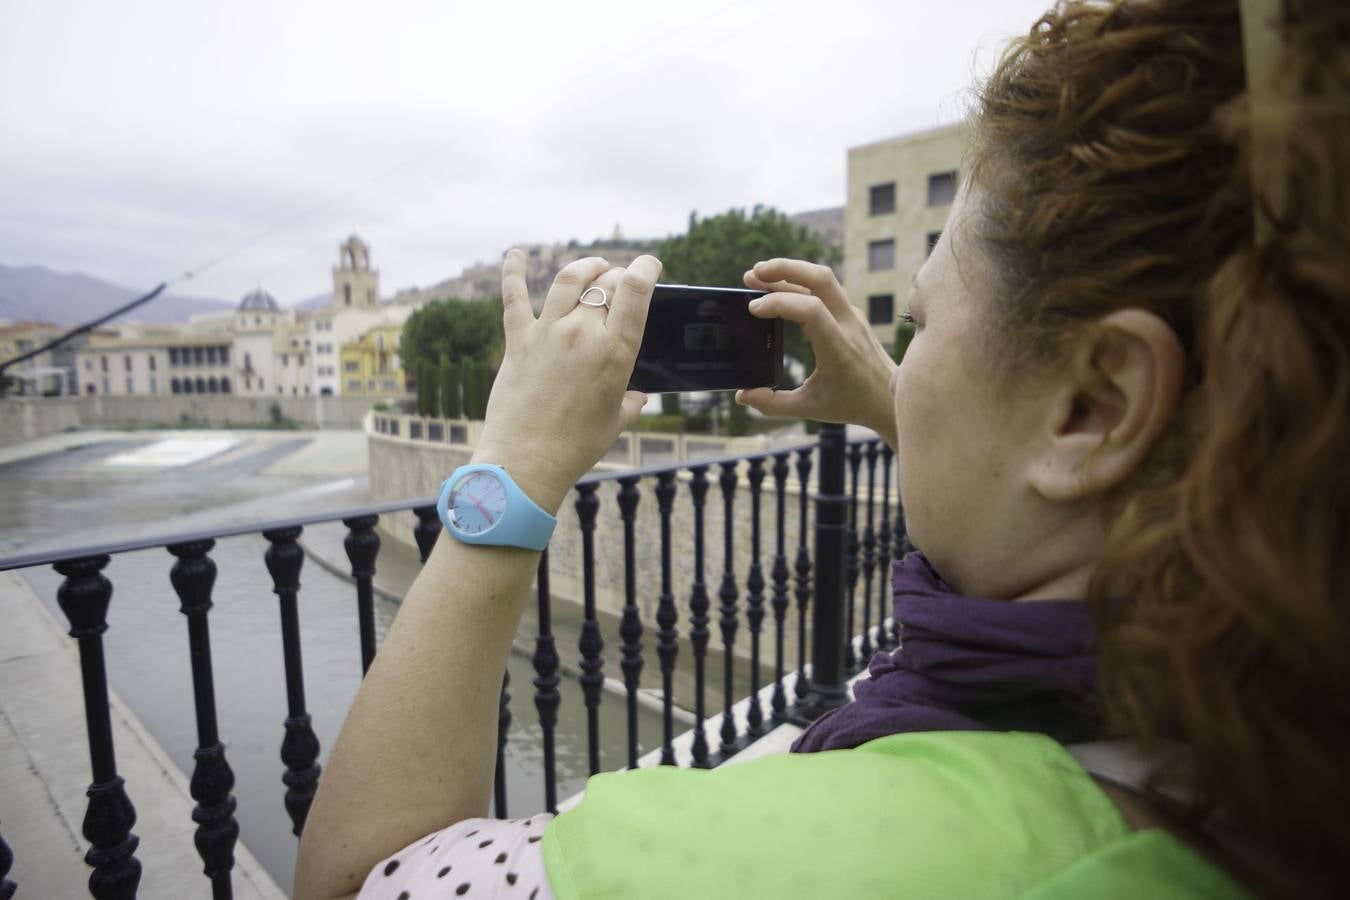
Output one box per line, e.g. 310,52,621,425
342,514,380,675
412,504,441,563
530,551,561,813
860,441,879,661
167,539,240,900
744,458,766,738
793,449,813,702
769,453,792,722
687,465,712,768
716,462,741,758
263,526,322,836
844,441,863,672
798,422,850,720
876,444,895,649
654,472,680,766
575,483,605,775
616,476,644,770
0,825,14,900
53,555,142,900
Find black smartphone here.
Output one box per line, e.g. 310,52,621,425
629,284,783,394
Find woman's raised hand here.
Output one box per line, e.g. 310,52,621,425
736,258,898,447
472,250,662,514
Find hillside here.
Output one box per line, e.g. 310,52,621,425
0,263,235,326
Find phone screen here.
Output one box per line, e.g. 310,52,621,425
628,284,783,394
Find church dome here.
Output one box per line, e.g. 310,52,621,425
239,287,280,312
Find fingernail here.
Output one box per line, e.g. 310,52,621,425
748,298,763,310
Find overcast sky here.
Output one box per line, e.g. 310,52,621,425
2,0,1053,304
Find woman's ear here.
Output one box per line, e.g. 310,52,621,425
1028,310,1184,502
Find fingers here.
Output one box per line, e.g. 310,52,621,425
618,390,648,429
736,385,809,418
748,291,837,334
751,258,850,316
540,257,612,324
575,266,626,318
606,254,662,351
501,249,534,338
743,269,810,295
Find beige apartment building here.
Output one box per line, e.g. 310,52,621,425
844,122,969,341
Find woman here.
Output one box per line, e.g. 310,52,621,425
296,0,1348,896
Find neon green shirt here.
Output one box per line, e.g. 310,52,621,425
541,730,1249,899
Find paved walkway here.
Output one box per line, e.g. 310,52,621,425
0,570,287,900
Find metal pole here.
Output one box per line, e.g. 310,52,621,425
798,422,850,720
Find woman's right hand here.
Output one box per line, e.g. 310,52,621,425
736,258,898,448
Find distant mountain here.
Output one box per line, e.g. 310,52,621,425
292,291,333,311
0,263,237,326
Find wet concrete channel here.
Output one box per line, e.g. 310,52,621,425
0,430,667,894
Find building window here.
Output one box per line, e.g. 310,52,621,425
125,376,133,393
183,378,193,394
149,356,156,372
100,356,108,373
867,294,895,325
277,385,283,394
298,353,305,366
149,375,158,394
206,346,217,364
867,239,895,272
208,377,219,393
926,231,942,256
344,361,360,372
383,379,398,391
869,182,895,216
367,378,376,390
347,379,361,391
171,377,181,394
169,348,179,366
344,284,351,306
220,346,230,365
244,352,252,371
193,347,204,365
281,353,288,366
244,376,251,390
101,376,110,394
255,315,261,325
195,377,206,393
84,359,91,371
367,288,374,304
221,377,231,393
927,171,957,207
259,378,264,390
124,355,132,372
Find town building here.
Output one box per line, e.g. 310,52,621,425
310,235,412,396
0,320,80,395
843,122,969,340
338,323,406,396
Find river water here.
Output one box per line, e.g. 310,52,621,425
0,431,666,894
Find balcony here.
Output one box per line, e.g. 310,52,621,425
0,423,907,899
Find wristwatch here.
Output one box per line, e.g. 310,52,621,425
437,463,557,550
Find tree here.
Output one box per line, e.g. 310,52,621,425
400,297,504,379
438,356,462,419
657,206,837,385
894,319,916,361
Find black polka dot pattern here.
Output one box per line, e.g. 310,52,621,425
355,815,556,899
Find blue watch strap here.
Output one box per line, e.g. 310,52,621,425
437,463,557,551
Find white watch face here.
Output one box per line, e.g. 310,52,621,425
448,469,508,535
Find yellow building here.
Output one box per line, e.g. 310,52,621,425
843,122,970,341
338,324,406,396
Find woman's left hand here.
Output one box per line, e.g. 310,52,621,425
471,250,661,513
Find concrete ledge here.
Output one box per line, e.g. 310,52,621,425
0,572,287,900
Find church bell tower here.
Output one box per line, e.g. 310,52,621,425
333,235,380,309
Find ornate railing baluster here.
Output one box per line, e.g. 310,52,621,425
744,459,767,738
770,453,791,722
0,825,14,900
412,504,440,563
167,539,239,900
687,465,712,768
616,476,644,769
531,551,561,812
793,448,813,703
494,670,510,818
53,555,142,900
262,527,321,836
860,442,879,661
717,462,741,757
654,472,680,765
801,422,851,719
844,441,862,672
575,483,605,775
876,445,895,650
342,514,380,674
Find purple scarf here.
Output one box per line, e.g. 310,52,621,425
791,552,1101,753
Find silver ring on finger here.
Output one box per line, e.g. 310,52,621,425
578,286,609,309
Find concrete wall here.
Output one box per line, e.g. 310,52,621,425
0,397,84,448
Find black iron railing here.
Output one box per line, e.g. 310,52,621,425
0,423,910,899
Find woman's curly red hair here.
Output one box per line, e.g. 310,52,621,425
970,0,1350,885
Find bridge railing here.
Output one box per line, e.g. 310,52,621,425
0,423,909,900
